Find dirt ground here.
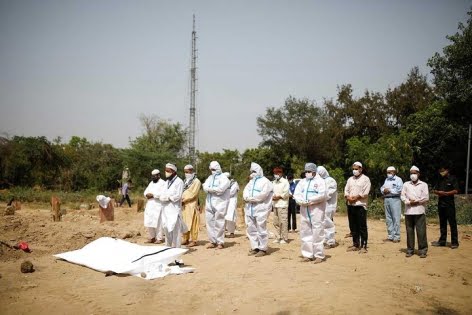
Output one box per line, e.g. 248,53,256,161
1,205,471,315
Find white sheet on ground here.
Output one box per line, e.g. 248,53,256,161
54,237,194,280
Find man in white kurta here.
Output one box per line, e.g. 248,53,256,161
203,161,231,249
143,169,166,243
243,162,273,257
159,163,184,248
294,163,327,264
317,166,338,248
223,172,239,238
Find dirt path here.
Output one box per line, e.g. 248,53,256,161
1,206,471,314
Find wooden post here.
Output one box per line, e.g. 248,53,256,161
99,199,114,223
51,196,61,222
136,198,145,212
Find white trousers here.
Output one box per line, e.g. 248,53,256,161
226,220,236,234
246,212,269,251
323,207,336,245
300,206,325,259
164,217,181,248
206,207,226,245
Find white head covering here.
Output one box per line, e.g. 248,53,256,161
410,165,420,172
96,195,111,209
386,166,396,172
223,172,230,178
305,163,317,172
316,166,329,179
353,161,363,168
151,169,160,175
184,164,194,170
165,163,177,172
209,161,222,172
250,162,263,177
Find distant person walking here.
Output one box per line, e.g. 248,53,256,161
380,166,403,243
119,179,132,208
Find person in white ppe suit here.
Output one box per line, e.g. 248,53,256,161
143,169,166,243
317,166,338,248
243,162,273,257
294,163,327,264
203,161,231,249
159,163,184,248
223,172,239,238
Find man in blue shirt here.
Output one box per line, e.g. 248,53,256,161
380,166,403,243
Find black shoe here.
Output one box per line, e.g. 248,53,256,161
431,241,446,247
451,244,459,249
419,253,427,258
405,252,413,258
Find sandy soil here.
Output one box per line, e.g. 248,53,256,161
1,205,471,315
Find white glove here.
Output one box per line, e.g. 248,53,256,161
159,195,169,202
208,188,215,194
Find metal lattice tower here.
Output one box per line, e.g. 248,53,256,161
188,14,197,165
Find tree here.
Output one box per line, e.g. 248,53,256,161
428,9,472,124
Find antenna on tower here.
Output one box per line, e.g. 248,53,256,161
188,14,197,166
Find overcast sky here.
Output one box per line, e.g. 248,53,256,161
0,0,470,152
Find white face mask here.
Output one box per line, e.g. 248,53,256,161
353,170,360,176
387,174,394,179
250,172,257,179
185,173,194,180
410,174,418,182
305,172,314,179
165,171,172,178
274,174,280,180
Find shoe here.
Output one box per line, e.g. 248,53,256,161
346,246,360,252
145,238,156,244
324,244,331,249
254,250,266,257
227,233,235,238
248,249,259,256
431,241,446,247
358,248,368,254
419,253,427,258
187,241,197,247
155,239,164,244
392,240,401,243
383,238,393,242
217,244,224,249
451,244,459,249
272,239,280,244
344,233,352,238
300,257,313,262
279,240,288,244
313,258,324,264
206,243,216,249
405,252,413,258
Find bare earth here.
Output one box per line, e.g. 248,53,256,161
1,206,471,315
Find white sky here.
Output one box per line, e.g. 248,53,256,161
0,0,470,152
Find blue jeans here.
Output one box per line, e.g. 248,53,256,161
384,197,401,241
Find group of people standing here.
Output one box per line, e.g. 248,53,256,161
141,160,460,264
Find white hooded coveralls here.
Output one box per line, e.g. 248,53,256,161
203,161,231,245
317,166,338,246
225,179,240,234
160,175,184,248
294,174,326,259
243,162,273,252
143,178,166,240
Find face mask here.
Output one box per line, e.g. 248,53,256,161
305,172,314,179
387,174,394,179
353,170,360,176
250,172,257,179
274,174,280,180
185,173,194,180
410,174,418,182
165,171,172,178
440,171,448,177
